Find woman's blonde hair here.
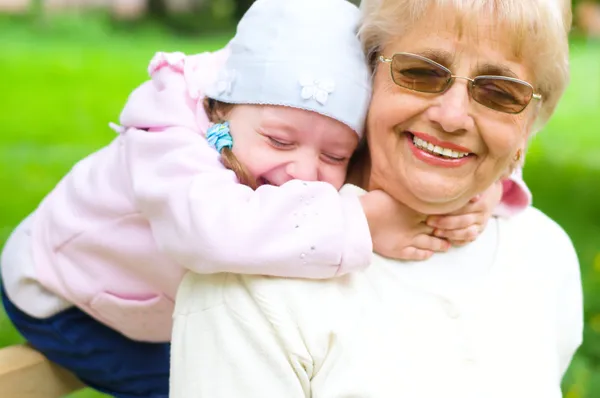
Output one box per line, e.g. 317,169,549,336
358,0,572,132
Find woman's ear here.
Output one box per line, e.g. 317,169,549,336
501,147,525,180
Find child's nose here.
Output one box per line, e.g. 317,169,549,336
285,155,319,182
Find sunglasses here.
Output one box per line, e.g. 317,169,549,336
379,52,542,114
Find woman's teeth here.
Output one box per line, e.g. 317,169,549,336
412,136,470,159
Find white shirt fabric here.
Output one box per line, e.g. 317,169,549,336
170,186,583,398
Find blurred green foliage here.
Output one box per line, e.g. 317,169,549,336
0,12,598,398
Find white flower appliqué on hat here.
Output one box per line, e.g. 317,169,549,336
216,69,237,96
299,75,335,105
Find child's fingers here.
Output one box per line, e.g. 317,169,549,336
447,198,488,216
397,247,434,261
427,213,481,230
434,225,481,242
470,194,482,203
396,235,451,261
450,239,470,247
412,234,451,253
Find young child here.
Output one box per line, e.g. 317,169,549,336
0,0,531,396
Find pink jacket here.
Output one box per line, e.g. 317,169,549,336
29,50,531,342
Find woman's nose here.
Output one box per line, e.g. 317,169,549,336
426,81,475,134
285,154,319,181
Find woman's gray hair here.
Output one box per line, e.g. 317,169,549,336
358,0,572,132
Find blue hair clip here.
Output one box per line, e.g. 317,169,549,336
206,122,233,153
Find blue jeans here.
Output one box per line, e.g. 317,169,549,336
1,286,170,398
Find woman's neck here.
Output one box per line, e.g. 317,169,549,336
346,145,429,223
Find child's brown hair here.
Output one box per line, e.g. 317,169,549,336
203,98,259,189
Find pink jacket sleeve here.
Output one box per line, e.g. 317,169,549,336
118,51,373,279
494,168,532,218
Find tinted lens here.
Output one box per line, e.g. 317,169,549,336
391,53,450,93
472,77,534,113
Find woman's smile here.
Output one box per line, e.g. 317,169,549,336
405,131,474,168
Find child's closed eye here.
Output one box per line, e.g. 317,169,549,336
321,153,348,165
267,136,294,149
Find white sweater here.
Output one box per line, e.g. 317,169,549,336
170,190,583,398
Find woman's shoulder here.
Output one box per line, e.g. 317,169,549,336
173,270,366,349
173,271,360,372
498,206,579,274
502,206,572,246
175,271,351,315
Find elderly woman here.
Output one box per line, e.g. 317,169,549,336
170,0,583,397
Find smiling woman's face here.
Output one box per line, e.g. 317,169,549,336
365,9,539,215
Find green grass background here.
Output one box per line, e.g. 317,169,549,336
0,15,599,398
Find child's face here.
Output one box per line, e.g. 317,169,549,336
227,105,359,189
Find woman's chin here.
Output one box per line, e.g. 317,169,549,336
402,175,472,214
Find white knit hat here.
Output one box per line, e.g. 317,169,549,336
205,0,372,137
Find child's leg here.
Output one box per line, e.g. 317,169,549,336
1,286,169,398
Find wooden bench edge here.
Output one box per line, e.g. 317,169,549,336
0,344,84,398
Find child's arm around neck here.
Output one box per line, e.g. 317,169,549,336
119,51,373,278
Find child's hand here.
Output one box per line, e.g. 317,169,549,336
425,181,503,246
360,190,450,261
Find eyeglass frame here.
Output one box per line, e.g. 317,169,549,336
378,52,542,114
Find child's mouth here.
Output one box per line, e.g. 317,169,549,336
258,177,273,186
